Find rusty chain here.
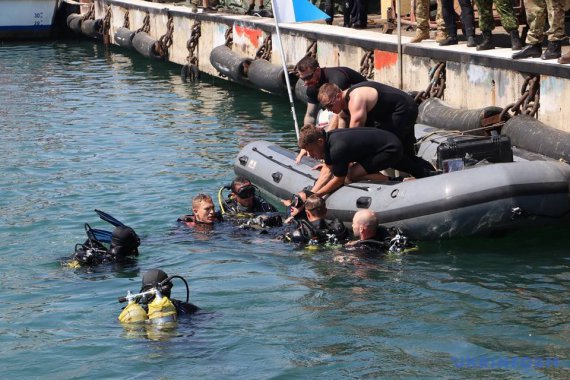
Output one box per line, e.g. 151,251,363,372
254,34,272,61
292,41,317,72
82,3,95,21
123,9,130,29
414,61,446,104
181,21,202,82
136,13,151,34
157,13,175,59
224,27,233,48
500,74,540,120
102,5,112,45
360,50,374,79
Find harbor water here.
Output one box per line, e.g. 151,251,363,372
0,41,569,379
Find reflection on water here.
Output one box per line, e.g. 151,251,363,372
0,41,568,379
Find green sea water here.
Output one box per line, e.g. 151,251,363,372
0,41,569,379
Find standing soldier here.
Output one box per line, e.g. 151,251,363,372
513,0,567,60
410,0,448,43
474,0,523,50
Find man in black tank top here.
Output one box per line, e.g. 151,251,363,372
318,82,435,178
296,56,367,126
297,124,403,196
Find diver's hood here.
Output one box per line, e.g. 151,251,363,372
110,225,140,257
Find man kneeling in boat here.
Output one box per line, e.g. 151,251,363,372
298,124,403,197
283,194,348,246
219,176,282,229
178,194,222,226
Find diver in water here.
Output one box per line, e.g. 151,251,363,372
283,194,348,246
139,269,199,317
68,210,140,267
178,193,223,226
345,209,417,254
219,177,282,229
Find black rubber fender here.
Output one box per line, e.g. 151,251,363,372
115,27,135,50
132,31,163,60
247,59,289,95
294,78,309,103
418,98,503,135
209,45,251,84
81,19,103,39
502,115,570,163
67,14,82,34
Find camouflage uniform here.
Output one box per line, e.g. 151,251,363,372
475,0,519,32
525,0,566,43
415,0,446,34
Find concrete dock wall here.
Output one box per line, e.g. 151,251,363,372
90,0,570,132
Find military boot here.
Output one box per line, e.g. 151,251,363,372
410,29,430,43
435,31,448,43
476,31,494,51
542,41,562,60
512,44,542,59
510,30,523,50
558,50,570,64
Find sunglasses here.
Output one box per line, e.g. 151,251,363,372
235,184,255,198
299,71,315,81
322,95,337,110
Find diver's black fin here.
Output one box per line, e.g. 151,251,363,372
94,209,125,227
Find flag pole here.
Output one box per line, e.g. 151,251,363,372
270,0,301,140
397,0,403,90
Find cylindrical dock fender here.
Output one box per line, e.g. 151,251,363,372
417,98,503,135
80,19,103,39
294,79,309,103
502,115,570,163
114,27,135,50
67,13,82,34
247,59,289,96
132,31,163,60
209,45,251,84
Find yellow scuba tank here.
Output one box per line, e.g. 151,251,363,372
147,294,177,324
118,298,148,323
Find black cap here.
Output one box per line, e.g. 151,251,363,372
140,269,172,298
110,225,140,258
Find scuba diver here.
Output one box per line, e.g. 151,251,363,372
218,177,282,229
65,209,140,267
283,194,348,246
178,193,223,227
344,209,417,254
118,269,199,324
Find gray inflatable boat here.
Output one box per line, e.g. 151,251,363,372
234,125,570,240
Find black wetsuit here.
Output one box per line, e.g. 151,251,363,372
171,299,200,316
286,217,349,245
345,81,434,178
306,67,367,105
224,196,277,214
324,128,403,177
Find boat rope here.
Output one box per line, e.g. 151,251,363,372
255,34,272,61
137,13,151,34
360,50,375,80
414,62,446,104
181,20,202,82
157,12,175,59
102,5,112,45
123,8,130,29
500,74,540,120
224,26,233,48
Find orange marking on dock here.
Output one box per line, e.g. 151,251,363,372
374,50,398,69
235,26,262,48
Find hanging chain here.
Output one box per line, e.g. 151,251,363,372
359,50,374,79
123,8,130,29
181,21,202,82
82,3,95,21
102,5,112,44
157,13,174,58
414,62,446,104
293,41,317,72
137,13,151,34
254,34,272,61
500,74,540,120
224,26,233,48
